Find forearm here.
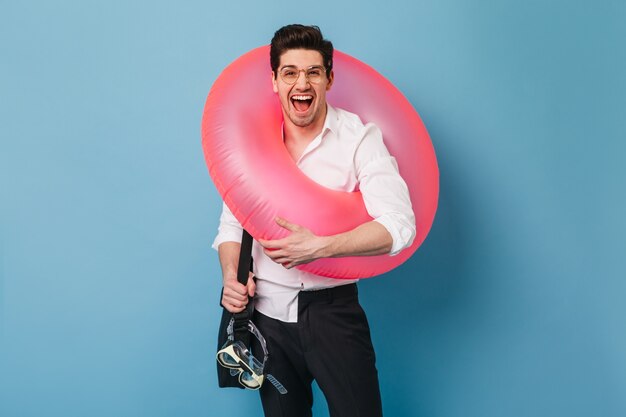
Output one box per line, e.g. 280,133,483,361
218,241,256,312
218,241,241,282
319,220,392,258
259,217,393,269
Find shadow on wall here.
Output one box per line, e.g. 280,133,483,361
359,135,483,416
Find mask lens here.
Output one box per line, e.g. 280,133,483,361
217,350,239,367
240,372,261,389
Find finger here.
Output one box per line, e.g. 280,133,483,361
223,301,245,314
263,248,287,260
275,217,298,232
283,258,309,269
224,286,247,300
222,293,247,309
223,293,248,308
258,238,284,249
274,257,293,266
223,285,248,301
223,296,247,309
263,251,290,264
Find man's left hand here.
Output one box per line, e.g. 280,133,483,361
258,217,328,269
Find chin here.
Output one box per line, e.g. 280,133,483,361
289,113,315,127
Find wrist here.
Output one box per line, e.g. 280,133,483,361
222,265,238,283
317,235,337,259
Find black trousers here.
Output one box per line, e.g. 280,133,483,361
252,284,383,417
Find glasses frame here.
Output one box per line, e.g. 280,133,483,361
278,65,327,85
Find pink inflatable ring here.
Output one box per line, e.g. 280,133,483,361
202,46,438,279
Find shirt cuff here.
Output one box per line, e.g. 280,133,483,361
212,230,243,251
374,213,416,256
212,202,245,250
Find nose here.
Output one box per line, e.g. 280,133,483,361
294,70,310,89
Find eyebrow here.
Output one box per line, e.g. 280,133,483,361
279,65,325,70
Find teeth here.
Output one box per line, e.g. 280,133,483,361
292,95,313,100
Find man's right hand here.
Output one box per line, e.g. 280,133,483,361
221,270,255,313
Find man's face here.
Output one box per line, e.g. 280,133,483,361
272,49,334,129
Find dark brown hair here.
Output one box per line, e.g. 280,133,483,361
270,24,334,78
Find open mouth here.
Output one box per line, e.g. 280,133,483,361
291,95,313,113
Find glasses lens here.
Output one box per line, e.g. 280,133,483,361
280,68,297,84
306,67,323,83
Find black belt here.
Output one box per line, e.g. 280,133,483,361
299,283,358,303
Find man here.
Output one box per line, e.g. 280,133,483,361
213,24,415,417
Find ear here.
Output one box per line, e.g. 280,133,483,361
272,71,278,93
326,70,334,91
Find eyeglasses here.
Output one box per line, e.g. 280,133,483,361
217,318,287,394
278,65,326,85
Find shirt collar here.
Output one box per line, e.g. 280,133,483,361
280,103,338,142
323,103,339,136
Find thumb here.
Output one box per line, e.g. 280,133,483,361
247,273,256,297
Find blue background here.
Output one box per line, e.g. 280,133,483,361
2,1,625,416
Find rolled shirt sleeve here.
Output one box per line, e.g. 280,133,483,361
211,202,244,250
354,124,416,255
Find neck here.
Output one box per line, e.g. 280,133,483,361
283,105,328,145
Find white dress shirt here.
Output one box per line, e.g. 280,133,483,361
213,104,415,322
